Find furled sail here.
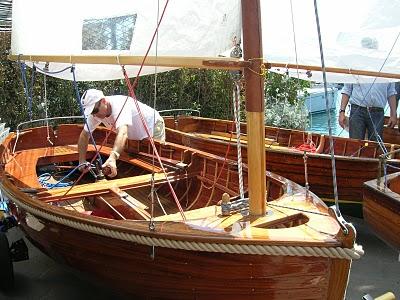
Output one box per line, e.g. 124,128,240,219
11,0,241,81
261,0,400,82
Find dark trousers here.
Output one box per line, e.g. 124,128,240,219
349,104,384,141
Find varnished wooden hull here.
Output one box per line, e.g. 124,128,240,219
17,216,350,299
363,173,400,251
383,116,400,145
165,116,400,210
0,124,359,299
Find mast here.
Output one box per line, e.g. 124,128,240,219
241,0,266,216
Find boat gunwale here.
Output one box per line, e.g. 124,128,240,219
363,172,400,207
165,115,400,163
0,127,349,249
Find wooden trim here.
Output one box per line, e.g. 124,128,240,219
9,54,400,79
8,54,247,70
327,259,351,299
38,172,189,202
269,62,400,80
247,111,266,216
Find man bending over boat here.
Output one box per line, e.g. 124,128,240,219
78,89,165,178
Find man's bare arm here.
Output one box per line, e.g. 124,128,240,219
112,124,128,156
78,130,90,165
387,94,397,128
102,125,128,178
338,93,350,129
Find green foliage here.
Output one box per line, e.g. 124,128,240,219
264,71,311,130
1,32,309,131
134,69,234,119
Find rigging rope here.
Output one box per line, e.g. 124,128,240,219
121,67,186,221
336,32,400,142
313,0,344,227
232,80,245,199
38,162,93,189
55,0,177,214
71,66,103,166
42,72,54,146
18,61,36,121
150,0,161,231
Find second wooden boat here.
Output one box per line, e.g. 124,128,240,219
165,115,400,215
383,116,400,145
363,171,400,252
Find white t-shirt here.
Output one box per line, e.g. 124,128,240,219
84,95,161,140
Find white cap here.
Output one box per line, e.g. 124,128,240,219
81,89,104,116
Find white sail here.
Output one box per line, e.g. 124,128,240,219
261,0,400,82
11,0,241,81
11,0,400,83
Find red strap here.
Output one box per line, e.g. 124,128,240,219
295,143,316,153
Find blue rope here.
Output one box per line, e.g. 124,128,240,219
18,61,36,121
18,61,32,120
38,172,72,189
71,66,103,165
38,162,91,189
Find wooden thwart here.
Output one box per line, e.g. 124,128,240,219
39,172,189,202
110,187,150,220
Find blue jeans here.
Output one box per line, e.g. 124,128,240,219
349,105,384,141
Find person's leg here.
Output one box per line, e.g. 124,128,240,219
349,107,367,140
153,117,166,143
366,111,384,142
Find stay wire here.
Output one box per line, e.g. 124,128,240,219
43,73,53,145
71,66,103,166
122,67,186,221
150,0,161,230
18,61,35,121
313,0,341,216
129,0,170,91
288,0,308,129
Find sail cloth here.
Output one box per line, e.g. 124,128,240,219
11,0,241,81
261,0,400,83
11,0,400,83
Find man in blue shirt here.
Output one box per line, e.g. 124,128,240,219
338,82,397,141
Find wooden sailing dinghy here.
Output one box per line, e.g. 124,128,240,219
7,0,396,298
0,123,362,299
363,171,400,252
165,115,400,213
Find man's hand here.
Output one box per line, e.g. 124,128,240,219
338,113,347,129
387,115,397,129
102,156,117,178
